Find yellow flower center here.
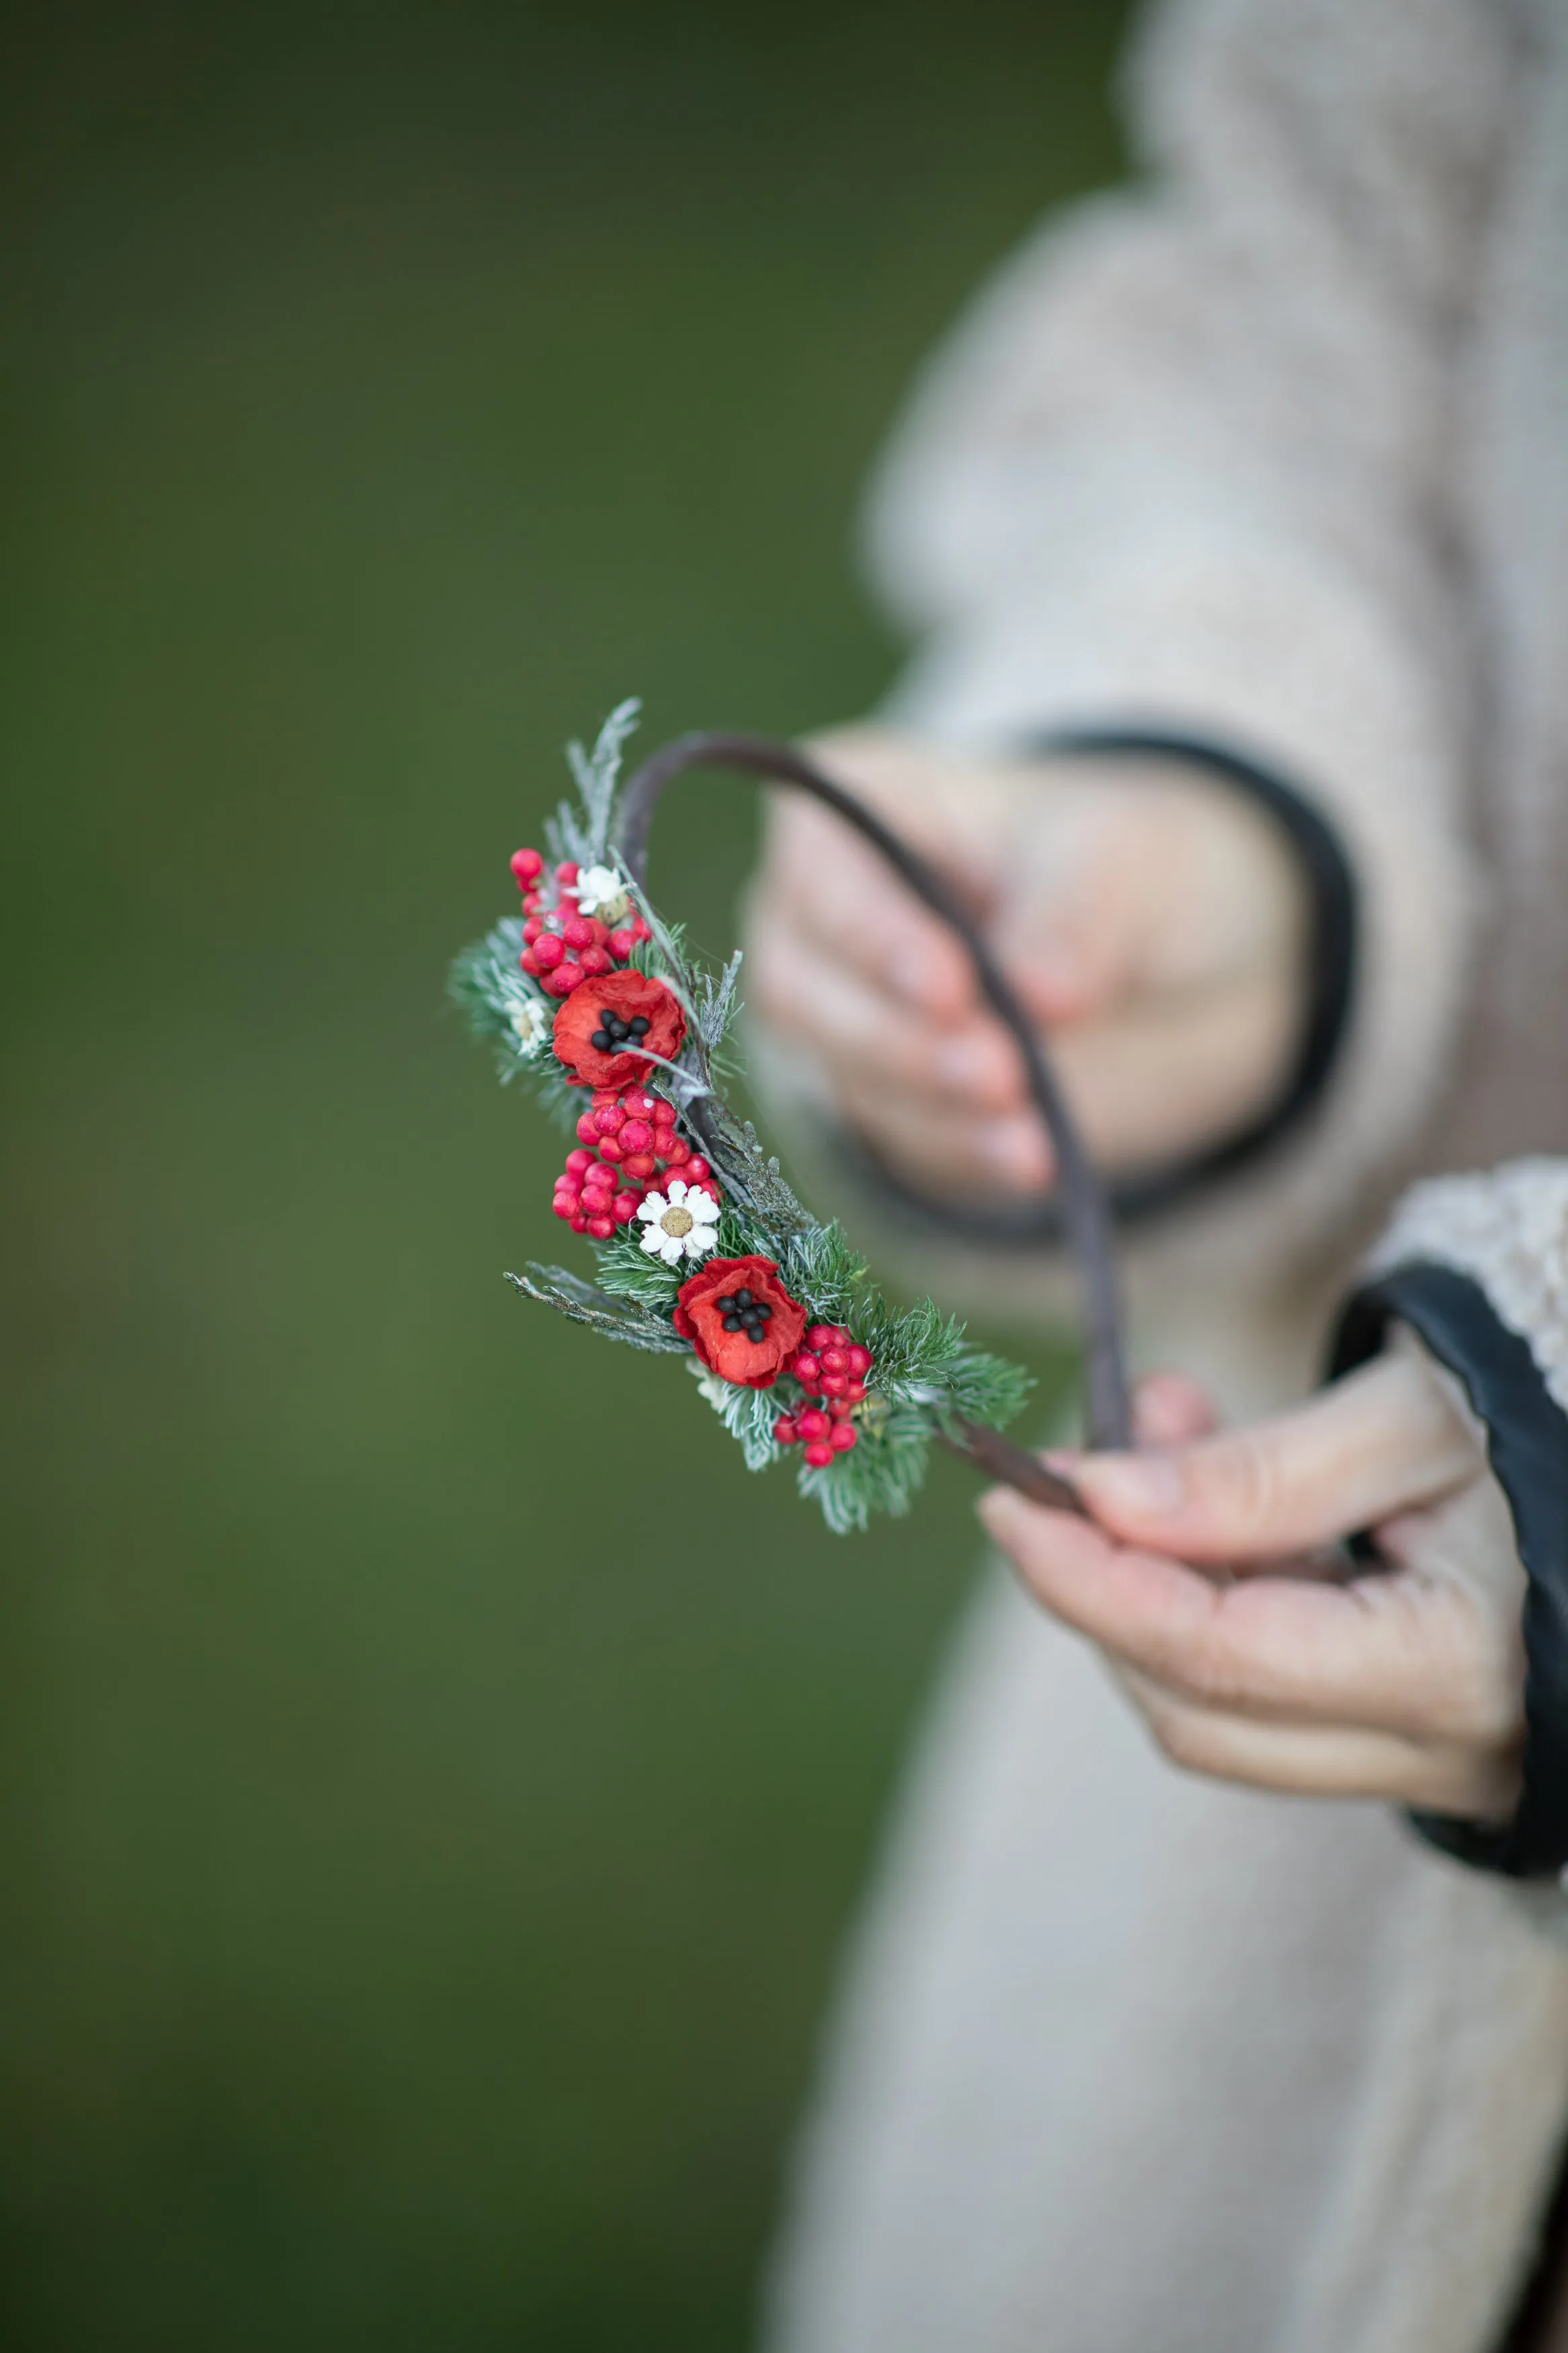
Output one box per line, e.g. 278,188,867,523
660,1205,694,1238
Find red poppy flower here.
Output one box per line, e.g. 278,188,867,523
674,1255,808,1389
552,971,687,1089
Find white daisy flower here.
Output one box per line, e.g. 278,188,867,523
509,998,552,1054
573,863,632,925
636,1179,720,1265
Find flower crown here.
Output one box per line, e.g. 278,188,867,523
451,703,1127,1531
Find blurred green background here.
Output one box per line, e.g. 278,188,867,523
0,5,1128,2346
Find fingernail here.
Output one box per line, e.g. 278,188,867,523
1077,1451,1186,1517
980,1121,1048,1184
977,1487,1018,1536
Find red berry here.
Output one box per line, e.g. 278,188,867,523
803,1442,834,1469
652,1094,677,1126
684,1155,711,1183
619,1118,653,1153
545,963,583,996
522,891,542,914
846,1344,872,1376
596,1135,624,1162
827,1398,854,1421
607,928,636,961
773,1417,799,1445
532,932,565,971
570,1213,589,1234
587,1214,614,1240
510,847,544,885
575,1113,600,1145
593,1105,626,1136
844,1379,867,1403
620,1152,657,1181
790,1352,821,1386
819,1373,849,1397
578,945,612,976
630,915,651,941
659,1133,689,1166
612,1191,641,1224
520,949,542,977
561,913,594,951
622,1089,655,1118
796,1408,830,1442
829,1423,858,1453
556,861,579,885
565,1148,595,1175
552,1195,577,1220
582,1165,615,1196
522,916,544,945
820,1347,848,1374
807,1325,836,1352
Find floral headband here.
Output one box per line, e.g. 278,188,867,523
451,703,1129,1531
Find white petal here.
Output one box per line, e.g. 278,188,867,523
574,864,617,911
684,1228,718,1259
658,1236,684,1265
639,1226,665,1257
686,1187,720,1224
636,1194,667,1223
665,1178,688,1203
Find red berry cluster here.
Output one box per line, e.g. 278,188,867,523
510,849,651,998
551,1083,717,1239
773,1325,874,1468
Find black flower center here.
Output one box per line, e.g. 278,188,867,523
715,1286,774,1343
589,1009,653,1053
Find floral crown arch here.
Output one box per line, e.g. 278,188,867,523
452,703,1130,1531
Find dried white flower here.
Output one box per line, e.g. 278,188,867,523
636,1179,720,1266
573,864,631,924
509,998,552,1055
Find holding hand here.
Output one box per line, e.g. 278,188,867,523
979,1344,1526,1821
745,726,1309,1197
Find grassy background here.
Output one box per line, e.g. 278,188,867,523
0,6,1128,2346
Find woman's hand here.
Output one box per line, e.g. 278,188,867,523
978,1344,1527,1821
743,725,1308,1197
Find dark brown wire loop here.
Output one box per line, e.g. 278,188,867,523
614,730,1132,1507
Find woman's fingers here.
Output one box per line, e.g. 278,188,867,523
758,730,1012,1023
977,1484,1510,1743
747,914,1024,1109
1112,1665,1520,1817
1067,1350,1485,1563
759,818,979,1021
841,1081,1052,1193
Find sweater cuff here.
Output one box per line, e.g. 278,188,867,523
1329,1166,1568,1877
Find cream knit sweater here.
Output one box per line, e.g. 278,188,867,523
757,3,1568,2348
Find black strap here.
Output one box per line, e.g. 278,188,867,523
840,724,1358,1242
1329,1261,1568,1878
